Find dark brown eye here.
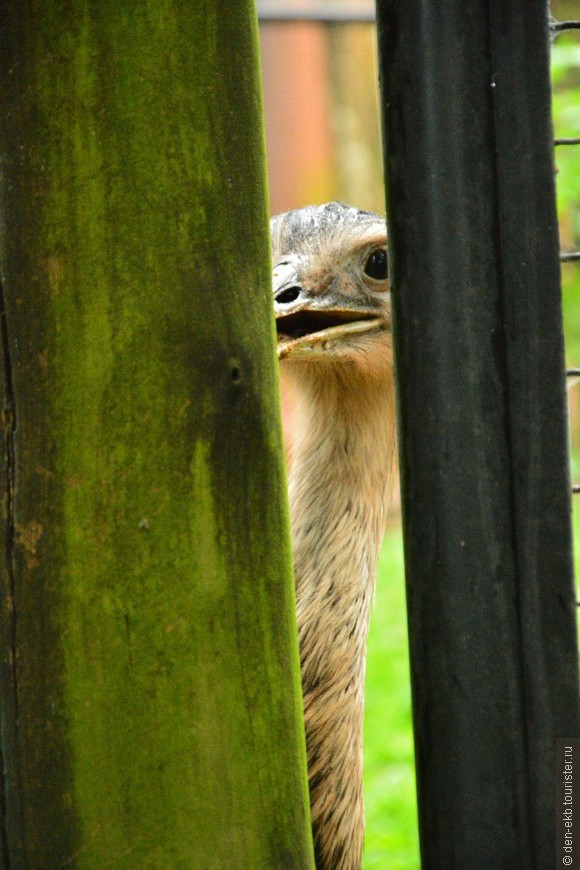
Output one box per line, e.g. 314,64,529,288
364,248,388,281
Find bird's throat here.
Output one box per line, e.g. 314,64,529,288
286,363,396,870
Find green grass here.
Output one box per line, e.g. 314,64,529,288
363,522,419,870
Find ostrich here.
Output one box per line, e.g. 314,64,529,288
272,202,396,870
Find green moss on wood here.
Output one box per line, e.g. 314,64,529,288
0,1,313,866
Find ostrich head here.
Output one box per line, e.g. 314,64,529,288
272,202,391,376
270,203,395,870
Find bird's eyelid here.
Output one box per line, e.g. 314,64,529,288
356,228,387,249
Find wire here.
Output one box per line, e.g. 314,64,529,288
551,20,580,34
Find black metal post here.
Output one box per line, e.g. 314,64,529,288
376,1,580,867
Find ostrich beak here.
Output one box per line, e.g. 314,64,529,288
276,306,387,360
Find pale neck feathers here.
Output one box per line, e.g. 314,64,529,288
285,358,396,870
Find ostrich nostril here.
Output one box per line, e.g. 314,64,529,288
275,286,301,305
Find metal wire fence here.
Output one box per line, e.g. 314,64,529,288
554,18,580,509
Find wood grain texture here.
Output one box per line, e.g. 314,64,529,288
0,2,314,867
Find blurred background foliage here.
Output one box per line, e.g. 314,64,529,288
259,3,579,866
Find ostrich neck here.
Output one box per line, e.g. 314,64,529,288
287,362,396,870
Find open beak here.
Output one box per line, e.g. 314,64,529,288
276,307,386,360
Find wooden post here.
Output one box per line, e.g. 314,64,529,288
0,2,314,866
377,1,580,866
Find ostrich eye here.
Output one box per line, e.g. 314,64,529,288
364,248,388,281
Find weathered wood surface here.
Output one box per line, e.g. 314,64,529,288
0,2,314,867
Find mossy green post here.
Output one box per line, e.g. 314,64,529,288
0,2,314,867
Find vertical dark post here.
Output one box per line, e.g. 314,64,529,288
377,1,580,867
